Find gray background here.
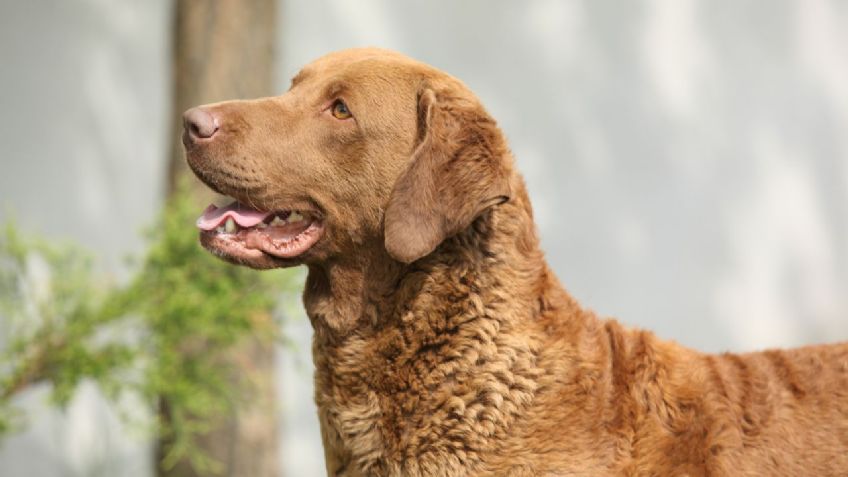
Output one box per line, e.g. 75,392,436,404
1,1,846,475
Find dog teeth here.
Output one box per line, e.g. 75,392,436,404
270,216,286,226
216,226,225,233
224,218,236,233
256,222,267,229
289,211,304,223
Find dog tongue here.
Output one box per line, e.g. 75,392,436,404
196,202,272,231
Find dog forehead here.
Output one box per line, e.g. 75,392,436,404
295,48,434,88
311,47,415,69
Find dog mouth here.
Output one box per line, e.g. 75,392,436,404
196,200,324,261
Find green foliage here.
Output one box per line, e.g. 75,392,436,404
0,221,134,432
112,188,299,473
0,188,301,474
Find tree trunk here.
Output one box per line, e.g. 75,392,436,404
168,0,278,196
160,1,280,476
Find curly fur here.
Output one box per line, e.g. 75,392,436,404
184,48,848,476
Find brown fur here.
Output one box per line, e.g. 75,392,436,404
184,48,848,476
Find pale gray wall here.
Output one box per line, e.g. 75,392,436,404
1,2,170,476
1,1,846,476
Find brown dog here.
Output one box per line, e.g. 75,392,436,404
183,48,848,476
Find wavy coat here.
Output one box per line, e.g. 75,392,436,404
185,48,848,476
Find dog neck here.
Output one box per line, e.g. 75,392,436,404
303,183,562,344
303,244,405,341
302,184,590,473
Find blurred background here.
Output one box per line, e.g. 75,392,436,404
1,0,846,475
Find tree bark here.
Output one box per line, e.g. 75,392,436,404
161,2,280,476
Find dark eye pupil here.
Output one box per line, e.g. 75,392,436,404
336,101,347,114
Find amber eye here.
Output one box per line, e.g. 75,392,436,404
331,99,352,119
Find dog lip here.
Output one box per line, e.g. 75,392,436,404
199,218,324,265
199,231,283,269
246,220,324,258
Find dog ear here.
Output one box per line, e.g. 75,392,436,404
384,86,511,263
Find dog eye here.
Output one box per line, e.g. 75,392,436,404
331,100,352,120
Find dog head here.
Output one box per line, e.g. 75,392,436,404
184,48,512,269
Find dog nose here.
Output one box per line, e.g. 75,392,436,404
183,107,219,141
